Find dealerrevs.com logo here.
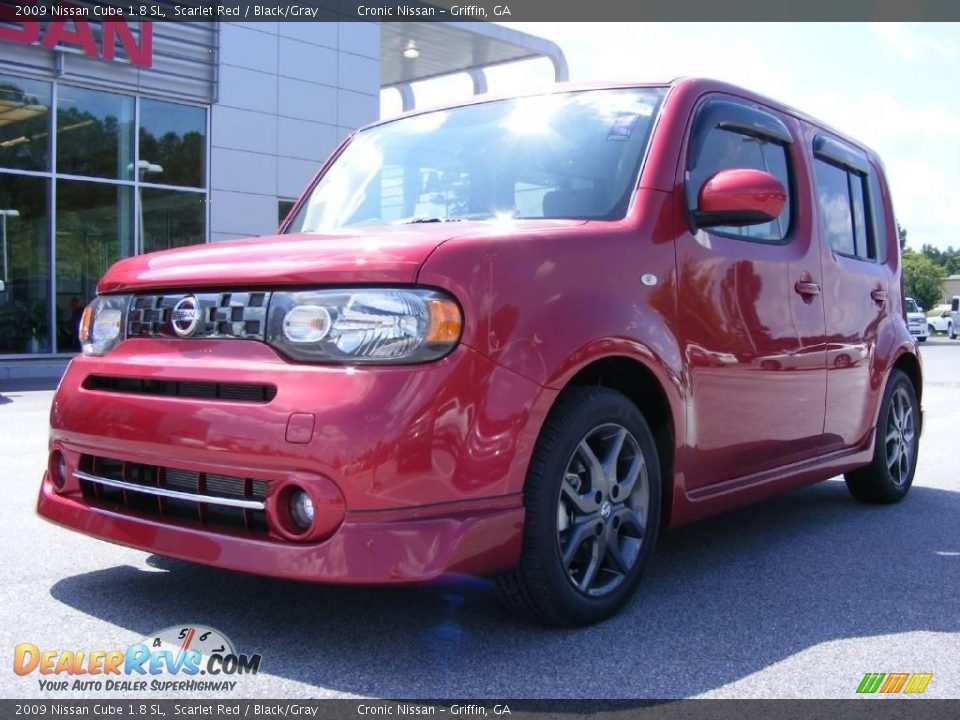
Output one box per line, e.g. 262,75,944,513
13,625,262,693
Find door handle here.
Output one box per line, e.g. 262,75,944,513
794,280,821,297
871,289,888,304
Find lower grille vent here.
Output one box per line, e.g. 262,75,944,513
77,455,270,536
83,375,276,403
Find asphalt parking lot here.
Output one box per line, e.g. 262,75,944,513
2,338,958,700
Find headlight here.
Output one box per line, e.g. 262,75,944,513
266,288,462,364
78,295,130,356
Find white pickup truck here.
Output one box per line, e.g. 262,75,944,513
928,310,953,336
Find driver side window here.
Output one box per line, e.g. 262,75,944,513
689,127,792,242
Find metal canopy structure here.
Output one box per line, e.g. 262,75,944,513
381,22,568,111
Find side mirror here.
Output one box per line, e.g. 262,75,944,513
693,168,787,229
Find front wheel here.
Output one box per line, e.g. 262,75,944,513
928,324,935,336
950,324,956,340
844,369,919,504
496,387,661,626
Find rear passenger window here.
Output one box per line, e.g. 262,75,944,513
849,175,869,257
814,159,879,261
812,135,886,263
813,161,854,255
689,127,792,242
867,172,888,263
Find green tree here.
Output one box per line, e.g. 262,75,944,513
902,249,945,310
919,240,960,277
921,243,941,264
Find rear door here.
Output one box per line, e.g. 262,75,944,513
806,131,898,451
676,96,827,490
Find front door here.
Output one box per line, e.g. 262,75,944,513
676,97,827,490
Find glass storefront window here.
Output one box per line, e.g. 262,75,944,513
0,174,50,354
0,74,51,172
1,77,208,356
141,188,205,254
55,180,134,352
139,98,206,188
56,85,134,180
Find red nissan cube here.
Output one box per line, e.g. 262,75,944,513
39,78,922,625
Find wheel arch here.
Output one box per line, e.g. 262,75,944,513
866,347,924,444
891,348,923,409
555,354,678,530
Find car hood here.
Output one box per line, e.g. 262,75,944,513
97,221,584,294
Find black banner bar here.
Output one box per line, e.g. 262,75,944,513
2,700,960,720
5,0,960,21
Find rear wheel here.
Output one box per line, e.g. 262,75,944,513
844,369,919,504
950,323,956,340
496,387,661,626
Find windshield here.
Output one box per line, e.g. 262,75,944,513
906,298,919,313
286,87,667,233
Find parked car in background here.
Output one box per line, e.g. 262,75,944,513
37,78,923,626
906,297,929,342
928,309,953,337
951,296,959,339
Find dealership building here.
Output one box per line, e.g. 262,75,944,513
0,19,565,373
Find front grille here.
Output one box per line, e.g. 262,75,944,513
82,375,277,403
77,455,270,536
127,291,270,340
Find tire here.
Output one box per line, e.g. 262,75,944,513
927,324,935,336
844,369,919,504
917,336,927,343
950,324,956,340
495,387,661,626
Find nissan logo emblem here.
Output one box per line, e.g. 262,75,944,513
171,296,201,338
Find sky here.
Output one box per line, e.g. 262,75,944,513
382,23,960,252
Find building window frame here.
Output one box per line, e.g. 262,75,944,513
0,72,211,359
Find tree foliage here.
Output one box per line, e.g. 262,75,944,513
898,224,958,309
902,249,945,311
919,242,960,276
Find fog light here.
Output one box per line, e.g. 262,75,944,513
269,477,344,542
50,451,68,491
289,488,315,531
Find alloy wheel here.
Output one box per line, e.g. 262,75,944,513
885,386,916,486
556,423,650,597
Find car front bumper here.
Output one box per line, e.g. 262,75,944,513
37,338,554,582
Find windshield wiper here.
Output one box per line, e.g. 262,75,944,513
395,216,464,225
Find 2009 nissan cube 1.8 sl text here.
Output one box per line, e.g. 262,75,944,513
38,78,923,626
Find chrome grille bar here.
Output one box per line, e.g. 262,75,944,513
74,470,266,510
